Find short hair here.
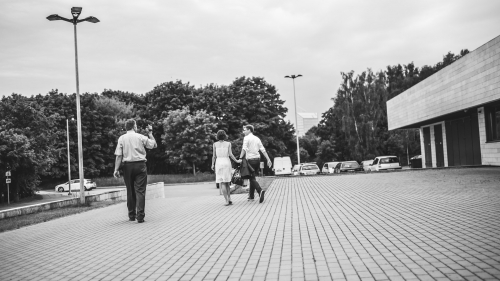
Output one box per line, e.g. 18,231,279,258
244,124,254,133
125,119,136,131
217,130,227,140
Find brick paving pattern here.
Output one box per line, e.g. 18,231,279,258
0,167,499,281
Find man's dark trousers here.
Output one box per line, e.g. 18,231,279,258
123,161,147,220
247,159,262,199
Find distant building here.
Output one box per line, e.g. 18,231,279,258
297,113,319,136
387,34,500,168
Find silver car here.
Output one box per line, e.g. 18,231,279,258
369,156,402,171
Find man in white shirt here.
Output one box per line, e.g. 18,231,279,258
114,119,157,223
239,125,272,203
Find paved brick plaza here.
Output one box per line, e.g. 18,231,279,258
0,167,499,281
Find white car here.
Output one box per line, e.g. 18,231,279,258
292,163,321,176
321,162,340,174
369,156,402,172
55,179,96,192
361,160,374,172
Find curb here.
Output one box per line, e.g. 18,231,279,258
273,165,495,178
0,182,164,220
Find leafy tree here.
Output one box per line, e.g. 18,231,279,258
299,126,320,163
315,140,338,167
299,148,310,163
223,77,296,165
316,49,470,165
162,107,217,175
31,91,133,179
130,81,198,174
0,94,58,201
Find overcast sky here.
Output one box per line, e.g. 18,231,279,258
1,0,499,125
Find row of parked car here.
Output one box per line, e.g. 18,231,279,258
273,156,402,176
321,156,402,174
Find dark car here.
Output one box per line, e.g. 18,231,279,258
334,161,363,173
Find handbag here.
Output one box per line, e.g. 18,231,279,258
231,167,244,186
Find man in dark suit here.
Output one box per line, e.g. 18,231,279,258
239,125,272,203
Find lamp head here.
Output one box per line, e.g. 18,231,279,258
71,7,82,19
47,14,61,21
80,16,100,23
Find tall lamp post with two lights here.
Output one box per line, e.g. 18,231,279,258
47,7,99,203
285,74,303,166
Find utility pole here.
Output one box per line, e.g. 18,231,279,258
285,74,303,166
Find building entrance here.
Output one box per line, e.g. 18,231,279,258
423,127,432,167
434,124,444,167
445,114,481,166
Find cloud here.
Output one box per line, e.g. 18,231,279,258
1,0,499,123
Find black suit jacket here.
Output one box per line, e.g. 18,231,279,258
240,158,255,179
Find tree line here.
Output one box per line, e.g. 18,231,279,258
0,49,468,201
0,77,295,201
299,49,469,168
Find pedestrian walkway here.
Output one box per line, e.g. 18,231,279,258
0,167,499,281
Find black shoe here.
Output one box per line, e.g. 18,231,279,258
259,190,265,203
138,219,145,223
247,198,254,201
228,201,233,205
129,217,136,221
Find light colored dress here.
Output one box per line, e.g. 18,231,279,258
215,141,232,183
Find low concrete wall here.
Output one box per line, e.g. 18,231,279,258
0,182,164,220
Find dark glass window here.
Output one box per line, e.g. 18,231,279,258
496,111,500,137
380,158,390,164
486,105,500,141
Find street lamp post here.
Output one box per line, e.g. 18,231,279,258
285,74,303,166
47,7,99,204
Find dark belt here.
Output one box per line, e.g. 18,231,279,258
123,160,146,164
247,158,260,161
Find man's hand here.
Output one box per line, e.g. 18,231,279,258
267,159,272,168
145,124,153,135
113,170,120,178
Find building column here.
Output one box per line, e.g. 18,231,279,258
477,107,486,165
430,125,436,168
441,121,449,167
419,127,426,168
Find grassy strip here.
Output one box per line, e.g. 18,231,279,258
0,200,125,233
95,173,215,187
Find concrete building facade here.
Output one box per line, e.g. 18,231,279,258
297,113,319,136
387,35,500,168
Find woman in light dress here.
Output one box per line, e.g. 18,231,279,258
212,130,241,206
